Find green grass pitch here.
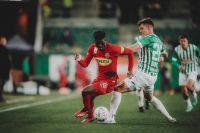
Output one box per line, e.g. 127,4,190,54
0,92,200,133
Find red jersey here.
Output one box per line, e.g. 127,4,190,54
78,42,134,80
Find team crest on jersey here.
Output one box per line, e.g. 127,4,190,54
95,57,112,66
94,47,98,54
105,53,110,58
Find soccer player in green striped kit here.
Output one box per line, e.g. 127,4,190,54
172,35,200,112
107,18,176,123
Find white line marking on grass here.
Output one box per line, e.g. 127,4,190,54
0,94,79,113
6,97,35,104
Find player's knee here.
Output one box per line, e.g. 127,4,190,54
186,84,193,91
144,94,150,101
144,92,152,101
82,91,88,97
182,93,188,100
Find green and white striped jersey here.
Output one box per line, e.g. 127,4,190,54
172,44,200,74
133,34,165,76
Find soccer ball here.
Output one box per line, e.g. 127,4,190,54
94,106,109,121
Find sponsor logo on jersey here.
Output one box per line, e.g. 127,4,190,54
181,59,193,64
95,57,112,66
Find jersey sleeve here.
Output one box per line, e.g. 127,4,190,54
161,43,166,53
195,45,200,57
111,45,134,72
131,39,137,45
111,45,122,55
135,36,151,48
78,45,93,67
195,45,200,66
121,47,134,72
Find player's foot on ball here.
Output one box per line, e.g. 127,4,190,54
99,118,116,124
81,117,94,123
74,110,88,118
98,114,116,124
139,106,144,113
168,117,177,123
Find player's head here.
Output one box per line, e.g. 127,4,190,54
0,35,7,46
137,18,154,36
178,34,189,49
93,31,106,51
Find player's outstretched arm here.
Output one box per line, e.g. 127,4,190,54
122,47,134,73
74,51,93,67
127,44,141,52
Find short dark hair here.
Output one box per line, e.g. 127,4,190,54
178,34,189,40
93,31,106,41
137,18,154,27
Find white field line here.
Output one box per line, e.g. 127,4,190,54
6,97,35,104
0,94,79,113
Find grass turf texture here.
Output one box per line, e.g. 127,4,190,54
0,91,200,133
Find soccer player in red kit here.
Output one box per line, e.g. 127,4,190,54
74,31,134,123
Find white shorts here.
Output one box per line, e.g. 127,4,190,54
179,71,198,86
124,70,157,93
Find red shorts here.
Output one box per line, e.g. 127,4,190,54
92,77,118,95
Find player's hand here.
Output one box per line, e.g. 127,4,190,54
178,65,184,71
74,53,82,61
159,56,164,62
127,71,133,79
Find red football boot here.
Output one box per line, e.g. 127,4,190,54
81,117,94,123
74,110,88,118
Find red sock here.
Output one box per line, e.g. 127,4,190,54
82,95,91,112
88,102,94,118
88,93,98,118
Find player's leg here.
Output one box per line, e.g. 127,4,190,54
110,80,132,116
187,78,198,107
194,78,200,92
81,93,99,123
106,80,131,123
81,84,103,123
0,79,5,102
74,84,95,119
109,91,121,122
137,88,145,112
181,85,193,112
89,93,99,118
145,90,176,123
194,71,200,92
179,73,193,112
107,71,146,123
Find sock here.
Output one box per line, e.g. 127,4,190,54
110,91,122,117
193,91,197,99
150,96,173,120
88,101,94,118
82,95,91,112
137,90,144,107
89,94,98,118
185,98,192,107
194,81,200,92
